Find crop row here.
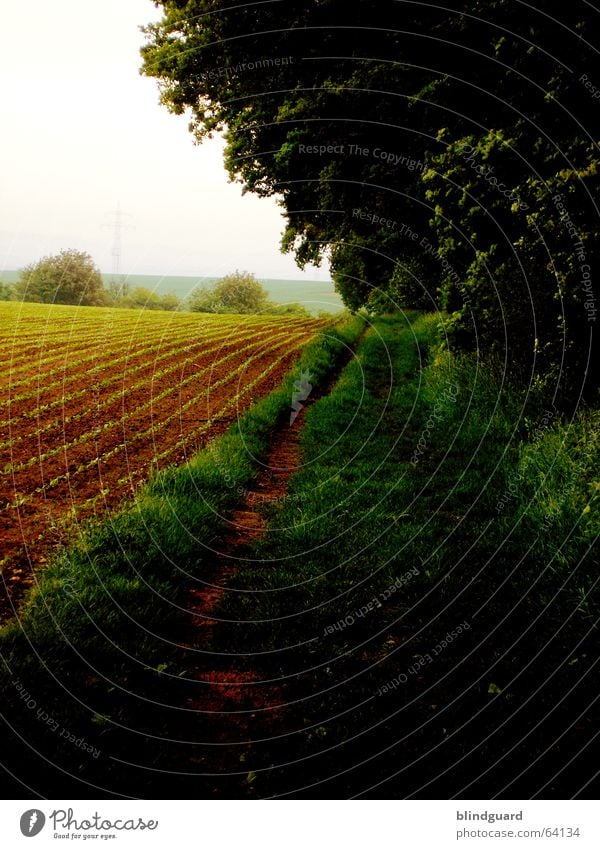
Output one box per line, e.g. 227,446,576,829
1,327,304,472
0,312,305,387
0,318,275,405
2,336,309,513
146,341,310,469
0,324,288,449
0,322,157,379
0,317,312,421
2,313,316,405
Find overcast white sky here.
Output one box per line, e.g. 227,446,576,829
0,0,328,280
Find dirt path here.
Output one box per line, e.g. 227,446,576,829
141,345,357,795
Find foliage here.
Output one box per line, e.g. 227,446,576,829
0,280,13,300
106,278,130,303
188,270,269,314
423,103,599,404
367,258,439,314
141,1,599,403
212,313,598,796
263,301,311,317
15,249,108,307
116,285,181,311
141,3,436,299
186,284,219,313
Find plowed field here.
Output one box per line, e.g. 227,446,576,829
0,301,324,619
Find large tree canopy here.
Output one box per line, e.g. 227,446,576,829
141,1,599,404
16,249,108,307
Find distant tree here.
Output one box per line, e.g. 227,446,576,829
0,280,13,301
187,285,220,313
188,271,269,314
214,271,269,313
15,250,108,306
158,291,181,312
118,286,180,311
107,278,130,304
263,302,311,317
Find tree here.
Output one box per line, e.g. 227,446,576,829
264,302,311,317
15,250,108,307
158,291,181,312
214,271,269,313
367,258,438,314
141,1,599,402
118,286,181,311
188,272,269,314
141,1,439,299
420,4,600,402
187,284,220,314
107,278,130,304
0,280,13,301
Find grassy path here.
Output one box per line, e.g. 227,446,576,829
135,335,362,790
182,313,597,799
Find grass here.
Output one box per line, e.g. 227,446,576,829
0,310,597,798
206,313,599,798
0,314,364,795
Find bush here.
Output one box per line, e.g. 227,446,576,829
0,280,13,300
262,301,312,317
117,286,181,311
188,271,269,314
187,284,219,313
15,249,108,306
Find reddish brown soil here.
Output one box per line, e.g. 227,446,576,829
0,323,277,421
152,395,311,779
0,316,323,623
148,346,356,785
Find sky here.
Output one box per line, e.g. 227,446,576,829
0,0,329,281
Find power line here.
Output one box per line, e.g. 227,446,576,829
103,204,133,281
